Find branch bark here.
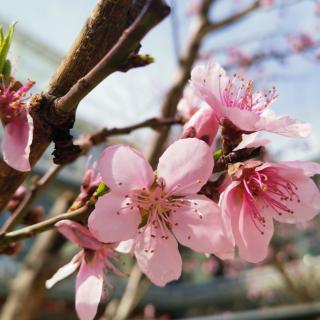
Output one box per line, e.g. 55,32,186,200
0,0,169,213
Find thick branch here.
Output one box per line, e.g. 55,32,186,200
55,0,170,113
0,0,168,213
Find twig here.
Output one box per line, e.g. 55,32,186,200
1,165,62,234
0,205,91,247
55,0,170,113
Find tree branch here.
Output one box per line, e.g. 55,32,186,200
0,0,169,213
55,0,170,113
0,205,91,247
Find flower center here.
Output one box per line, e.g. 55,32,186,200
242,168,300,234
218,73,277,114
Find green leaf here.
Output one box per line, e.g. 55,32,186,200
213,148,222,159
2,59,11,84
95,182,109,197
0,26,3,46
0,23,16,74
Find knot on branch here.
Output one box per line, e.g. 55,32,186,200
34,94,82,165
118,53,154,72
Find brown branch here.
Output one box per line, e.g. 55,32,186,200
1,165,62,234
0,205,91,247
204,1,260,33
0,0,168,214
55,0,170,113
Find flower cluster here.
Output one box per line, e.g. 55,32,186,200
48,62,320,320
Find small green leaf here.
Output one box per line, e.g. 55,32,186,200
2,59,12,84
0,26,3,46
213,148,222,159
95,182,109,197
0,23,16,74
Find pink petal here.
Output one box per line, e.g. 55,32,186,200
274,161,320,177
171,195,234,259
257,110,311,138
265,168,320,224
157,138,213,196
190,63,228,118
98,144,154,193
55,220,101,250
223,107,260,132
233,132,270,151
88,192,141,243
46,252,82,289
233,192,274,263
134,226,182,286
76,259,104,320
2,110,33,171
182,105,219,147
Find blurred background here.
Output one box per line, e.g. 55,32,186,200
0,0,320,319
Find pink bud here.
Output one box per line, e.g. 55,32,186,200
181,106,219,147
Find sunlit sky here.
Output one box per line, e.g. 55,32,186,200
1,0,320,161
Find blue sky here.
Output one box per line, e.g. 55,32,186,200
1,0,319,161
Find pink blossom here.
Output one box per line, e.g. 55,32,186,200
289,33,315,53
46,220,122,320
191,62,311,138
181,105,219,148
219,160,320,263
0,79,34,171
260,0,275,7
228,47,252,67
89,138,234,286
177,85,201,121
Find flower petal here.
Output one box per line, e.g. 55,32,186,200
190,63,228,118
2,110,33,171
55,220,101,250
171,195,234,259
134,226,182,286
233,132,270,151
265,170,320,224
88,192,141,243
182,105,219,147
75,259,104,320
274,161,320,177
234,192,274,263
257,110,311,138
157,138,213,196
98,144,154,193
46,252,81,289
